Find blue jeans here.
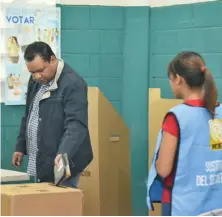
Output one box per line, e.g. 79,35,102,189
162,203,171,216
62,174,81,188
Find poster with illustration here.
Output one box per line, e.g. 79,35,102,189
1,4,61,105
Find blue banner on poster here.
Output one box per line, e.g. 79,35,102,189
2,5,61,105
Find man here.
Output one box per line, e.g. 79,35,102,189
12,41,93,187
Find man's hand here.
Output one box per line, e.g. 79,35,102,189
12,152,24,168
54,154,62,168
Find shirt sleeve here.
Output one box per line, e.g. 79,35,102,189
162,113,179,137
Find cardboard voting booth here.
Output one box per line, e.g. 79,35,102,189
148,88,182,216
78,87,132,216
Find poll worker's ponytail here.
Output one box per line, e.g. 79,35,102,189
168,51,218,119
202,67,218,119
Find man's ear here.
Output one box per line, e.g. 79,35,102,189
50,55,56,62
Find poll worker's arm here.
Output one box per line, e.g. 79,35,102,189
156,113,179,178
55,79,88,166
13,76,33,167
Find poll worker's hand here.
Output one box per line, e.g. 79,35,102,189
12,152,24,168
54,154,62,168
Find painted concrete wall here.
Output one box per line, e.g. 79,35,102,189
150,1,222,99
1,0,222,216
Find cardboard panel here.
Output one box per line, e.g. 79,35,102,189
1,183,83,216
79,88,100,216
79,87,132,216
149,203,162,216
148,88,182,216
98,88,131,216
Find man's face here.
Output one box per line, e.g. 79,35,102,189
26,55,56,84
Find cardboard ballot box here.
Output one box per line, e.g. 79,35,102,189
1,183,83,216
148,88,182,216
78,87,132,216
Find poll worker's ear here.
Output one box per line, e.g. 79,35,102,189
174,74,183,85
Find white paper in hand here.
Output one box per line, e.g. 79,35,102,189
54,153,71,186
58,158,64,172
54,157,65,186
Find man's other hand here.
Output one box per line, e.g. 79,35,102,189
12,152,24,168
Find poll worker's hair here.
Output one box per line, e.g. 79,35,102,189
168,51,218,119
24,41,55,63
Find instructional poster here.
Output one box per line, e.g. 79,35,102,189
1,4,61,105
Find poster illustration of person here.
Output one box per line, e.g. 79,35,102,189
1,5,61,105
7,36,20,64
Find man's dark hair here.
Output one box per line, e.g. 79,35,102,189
24,41,55,62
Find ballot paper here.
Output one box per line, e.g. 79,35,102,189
54,154,71,186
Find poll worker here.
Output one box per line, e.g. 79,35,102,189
12,41,93,187
147,51,222,215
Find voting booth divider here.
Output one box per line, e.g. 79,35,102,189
78,87,132,216
148,88,182,216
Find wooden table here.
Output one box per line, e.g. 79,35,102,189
0,169,30,183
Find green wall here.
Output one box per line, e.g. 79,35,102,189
150,2,222,99
1,105,27,172
61,5,124,114
1,1,222,216
122,7,150,215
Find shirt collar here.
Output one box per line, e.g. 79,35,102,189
48,59,64,91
